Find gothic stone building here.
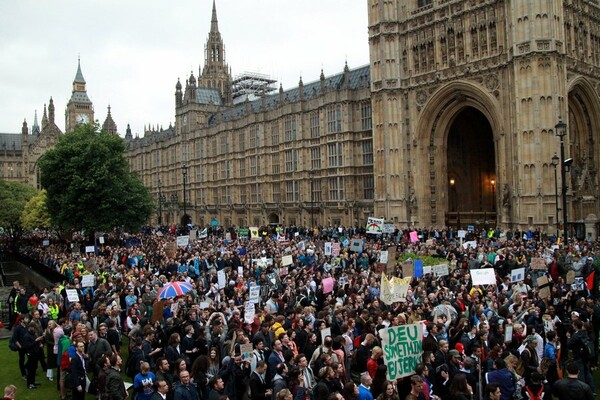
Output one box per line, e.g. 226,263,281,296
368,0,600,236
127,0,600,235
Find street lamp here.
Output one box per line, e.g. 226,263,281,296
551,153,560,239
449,178,455,211
309,169,315,228
158,178,163,226
490,179,496,212
181,163,188,226
555,117,568,243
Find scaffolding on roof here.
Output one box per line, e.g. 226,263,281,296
232,72,277,104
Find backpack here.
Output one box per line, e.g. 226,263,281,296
524,385,544,400
579,334,595,361
125,349,142,379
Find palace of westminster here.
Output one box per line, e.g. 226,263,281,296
1,0,599,237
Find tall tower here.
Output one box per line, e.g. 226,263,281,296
65,58,94,132
198,0,232,106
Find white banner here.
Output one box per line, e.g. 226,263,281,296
217,270,226,289
244,302,255,324
433,264,449,277
511,267,525,283
249,285,261,303
380,324,423,380
176,235,190,247
85,246,95,253
81,275,95,287
471,268,496,285
379,251,389,264
366,217,384,235
380,274,411,305
66,289,80,303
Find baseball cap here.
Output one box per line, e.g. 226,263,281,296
449,349,460,358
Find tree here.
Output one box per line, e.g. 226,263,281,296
21,189,52,230
38,123,154,234
0,179,37,238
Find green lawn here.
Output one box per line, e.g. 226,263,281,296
0,337,131,400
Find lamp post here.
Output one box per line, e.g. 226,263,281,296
551,153,560,239
181,163,188,226
555,118,568,243
449,178,455,211
158,179,163,226
309,169,315,228
490,179,496,212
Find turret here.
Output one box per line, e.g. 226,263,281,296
175,78,183,108
32,110,40,136
42,104,49,130
48,97,55,124
125,123,133,141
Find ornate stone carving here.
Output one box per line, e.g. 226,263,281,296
484,73,499,91
502,184,510,208
416,90,429,105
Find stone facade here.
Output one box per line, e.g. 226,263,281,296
369,0,600,236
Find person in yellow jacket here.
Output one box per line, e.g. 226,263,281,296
271,315,286,340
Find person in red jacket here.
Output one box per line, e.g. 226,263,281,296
367,346,383,378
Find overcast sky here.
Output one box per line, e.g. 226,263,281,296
0,0,370,135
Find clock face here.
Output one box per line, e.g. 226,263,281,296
76,113,89,124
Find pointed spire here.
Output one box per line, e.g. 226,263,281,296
211,0,219,33
32,110,40,136
102,104,117,134
344,60,349,73
48,97,55,123
22,119,28,136
42,104,48,129
74,57,86,84
125,123,132,141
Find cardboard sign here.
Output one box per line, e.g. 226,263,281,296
530,258,547,270
470,268,496,285
433,264,449,278
164,241,177,258
244,302,255,324
322,277,334,294
537,275,551,299
366,217,384,235
402,261,414,278
386,246,397,274
66,289,80,303
566,270,576,285
350,240,363,253
380,324,424,380
379,251,389,264
281,255,293,266
380,274,411,305
511,268,525,283
240,343,254,361
249,285,261,303
81,275,95,288
321,327,332,343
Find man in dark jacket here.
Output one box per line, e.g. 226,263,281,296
11,315,29,380
249,361,272,400
567,319,596,393
553,362,594,400
485,358,517,400
70,340,88,400
207,376,225,400
21,324,42,389
173,370,199,400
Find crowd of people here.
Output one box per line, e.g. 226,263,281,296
3,225,599,400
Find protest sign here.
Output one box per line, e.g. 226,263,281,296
324,242,332,256
470,268,496,285
381,275,411,305
380,324,423,380
462,240,477,249
331,242,341,256
511,268,525,283
409,231,419,243
566,270,576,285
530,257,547,270
338,276,349,287
385,246,397,274
382,224,395,234
350,240,363,253
433,264,449,278
457,230,467,238
244,302,255,324
572,277,585,291
537,275,551,299
250,227,260,239
217,270,226,289
238,228,249,238
85,246,95,253
189,230,197,240
402,261,414,278
81,275,95,288
66,289,80,303
322,277,334,294
366,217,384,235
42,239,50,246
282,255,293,267
164,241,177,258
423,266,432,275
504,325,513,342
176,235,189,247
240,343,254,361
249,285,261,303
267,273,280,289
379,251,389,264
98,236,105,244
238,266,244,276
414,260,423,278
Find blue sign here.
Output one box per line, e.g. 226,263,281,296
467,225,474,232
211,218,219,227
414,260,423,278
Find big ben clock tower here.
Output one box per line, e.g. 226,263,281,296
65,58,94,132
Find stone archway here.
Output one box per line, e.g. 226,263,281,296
268,213,280,225
414,80,503,228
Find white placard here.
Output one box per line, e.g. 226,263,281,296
81,275,95,287
199,302,210,309
85,246,95,253
457,230,467,239
249,285,261,303
433,264,449,277
470,268,496,285
350,240,363,253
244,302,255,324
382,224,395,234
98,236,105,244
320,327,332,343
42,239,50,246
504,325,513,342
281,255,293,266
176,235,190,247
366,217,384,235
238,266,244,276
324,242,332,256
217,270,226,289
462,240,477,249
379,251,389,264
511,267,525,283
423,266,433,275
66,289,80,303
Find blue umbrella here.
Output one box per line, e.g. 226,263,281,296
157,281,193,299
